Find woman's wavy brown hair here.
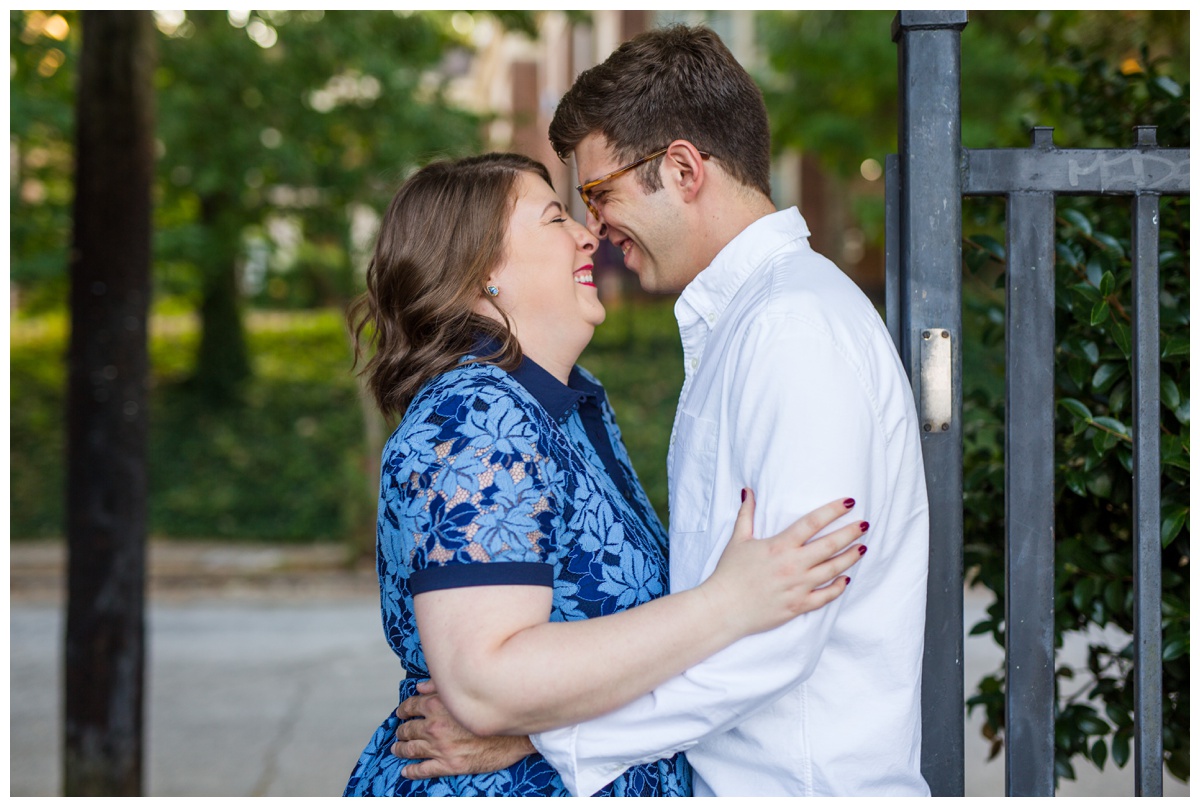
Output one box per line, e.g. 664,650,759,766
349,153,553,418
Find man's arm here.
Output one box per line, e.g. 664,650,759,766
392,681,535,780
531,316,890,795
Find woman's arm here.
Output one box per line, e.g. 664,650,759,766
415,491,864,737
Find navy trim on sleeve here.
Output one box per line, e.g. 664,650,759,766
410,562,553,594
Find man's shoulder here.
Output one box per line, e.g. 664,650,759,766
728,245,879,342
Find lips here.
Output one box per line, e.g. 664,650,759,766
617,239,638,272
573,264,595,287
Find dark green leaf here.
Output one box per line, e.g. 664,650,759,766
1065,468,1087,496
1076,712,1109,736
1091,363,1124,393
1162,634,1188,662
1116,447,1133,473
1109,320,1132,358
1090,300,1110,326
1056,242,1082,268
1092,231,1124,256
1107,380,1129,416
1105,703,1132,728
1092,416,1128,436
969,619,994,636
972,233,1006,262
1061,208,1093,236
1071,576,1096,611
1091,738,1107,770
1112,731,1131,767
1070,282,1101,303
1100,552,1127,576
1173,399,1189,426
1160,375,1180,410
1103,580,1125,615
1161,505,1188,547
1059,398,1092,421
1161,336,1189,358
1098,270,1115,297
1055,755,1076,781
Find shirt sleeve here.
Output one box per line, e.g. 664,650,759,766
531,314,891,795
390,383,561,593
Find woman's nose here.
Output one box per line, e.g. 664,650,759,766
574,220,598,253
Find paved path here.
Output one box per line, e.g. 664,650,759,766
9,541,1187,797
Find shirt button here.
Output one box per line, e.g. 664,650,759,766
689,357,699,370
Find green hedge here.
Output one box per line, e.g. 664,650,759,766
10,300,684,543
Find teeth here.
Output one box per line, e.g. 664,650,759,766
574,273,594,285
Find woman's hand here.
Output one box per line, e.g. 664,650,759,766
702,491,865,637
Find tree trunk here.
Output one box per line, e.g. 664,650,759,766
191,195,250,400
64,10,155,796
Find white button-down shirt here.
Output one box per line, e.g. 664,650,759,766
531,208,930,796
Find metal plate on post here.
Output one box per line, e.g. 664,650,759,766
920,329,953,432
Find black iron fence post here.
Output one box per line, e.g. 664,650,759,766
1001,128,1058,796
890,10,968,798
1130,126,1164,798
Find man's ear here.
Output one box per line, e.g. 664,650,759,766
662,140,707,203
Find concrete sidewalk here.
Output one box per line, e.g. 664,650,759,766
9,541,1188,797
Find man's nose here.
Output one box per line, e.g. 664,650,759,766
585,208,608,240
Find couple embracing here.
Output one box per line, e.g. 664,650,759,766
344,25,930,798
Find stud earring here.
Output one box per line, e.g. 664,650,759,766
485,284,500,297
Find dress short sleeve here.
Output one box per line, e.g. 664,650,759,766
385,379,562,595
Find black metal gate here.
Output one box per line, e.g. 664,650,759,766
885,11,1189,797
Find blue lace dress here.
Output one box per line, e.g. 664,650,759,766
344,355,692,797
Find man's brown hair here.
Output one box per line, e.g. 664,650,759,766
549,24,771,198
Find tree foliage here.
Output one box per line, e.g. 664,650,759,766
10,10,522,396
961,46,1189,784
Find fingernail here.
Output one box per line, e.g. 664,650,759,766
741,488,747,502
845,576,851,585
843,498,855,509
860,521,869,532
858,545,868,555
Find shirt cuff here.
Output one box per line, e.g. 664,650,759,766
530,724,631,797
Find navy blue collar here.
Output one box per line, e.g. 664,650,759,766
472,336,604,422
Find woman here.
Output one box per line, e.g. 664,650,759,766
343,153,865,796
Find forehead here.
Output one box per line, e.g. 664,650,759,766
574,134,621,184
510,171,560,221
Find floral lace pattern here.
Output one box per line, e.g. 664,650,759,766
345,361,691,796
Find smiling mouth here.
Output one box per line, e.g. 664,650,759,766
574,265,595,287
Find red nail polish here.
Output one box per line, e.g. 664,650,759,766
858,545,868,555
845,577,851,585
843,498,855,509
860,521,869,532
741,488,747,502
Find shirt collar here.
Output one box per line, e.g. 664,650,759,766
472,335,602,422
675,206,811,331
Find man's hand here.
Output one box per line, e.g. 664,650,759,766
393,680,536,780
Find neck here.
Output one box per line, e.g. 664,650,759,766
691,186,777,276
518,331,589,385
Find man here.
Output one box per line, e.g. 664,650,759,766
391,24,930,796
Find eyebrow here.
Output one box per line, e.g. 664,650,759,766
542,200,564,216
